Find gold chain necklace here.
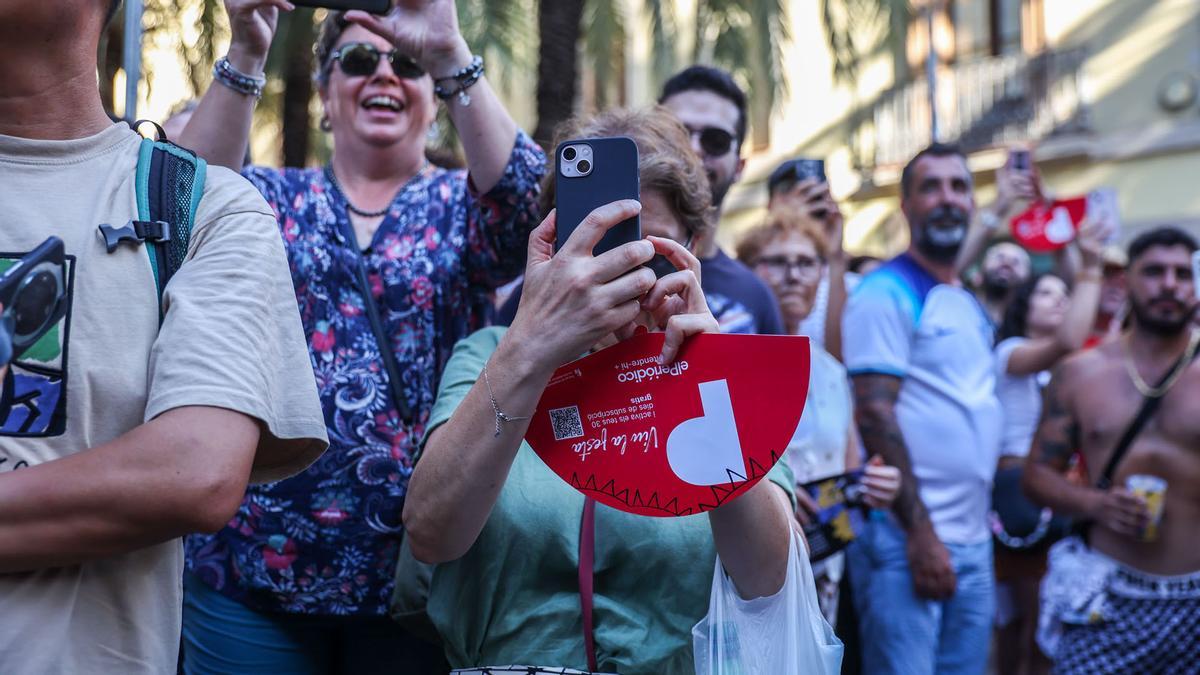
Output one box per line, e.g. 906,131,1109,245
1122,330,1200,398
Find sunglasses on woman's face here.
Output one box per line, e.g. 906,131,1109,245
685,126,736,158
330,42,425,80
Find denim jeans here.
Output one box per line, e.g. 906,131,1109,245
845,513,994,675
181,573,447,674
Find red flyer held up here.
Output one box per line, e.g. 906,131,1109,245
524,333,811,517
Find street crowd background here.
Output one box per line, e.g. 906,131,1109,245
0,0,1198,674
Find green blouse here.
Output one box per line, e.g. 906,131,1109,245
419,327,795,674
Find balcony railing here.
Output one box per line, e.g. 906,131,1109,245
851,47,1089,173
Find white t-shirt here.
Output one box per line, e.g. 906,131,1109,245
785,345,852,484
0,123,328,673
842,254,1002,545
796,269,861,349
994,336,1049,458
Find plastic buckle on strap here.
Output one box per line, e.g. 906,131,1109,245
98,220,171,253
133,220,171,243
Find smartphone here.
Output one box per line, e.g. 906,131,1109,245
290,0,391,14
0,237,68,363
1192,251,1200,300
790,158,826,184
555,136,640,257
1087,187,1121,244
1009,149,1032,173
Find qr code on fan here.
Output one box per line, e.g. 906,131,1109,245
549,405,584,441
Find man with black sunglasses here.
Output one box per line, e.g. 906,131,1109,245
659,66,784,336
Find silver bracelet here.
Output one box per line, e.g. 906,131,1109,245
482,363,531,437
213,56,266,99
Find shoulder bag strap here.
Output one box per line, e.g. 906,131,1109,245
578,497,598,673
1096,344,1200,489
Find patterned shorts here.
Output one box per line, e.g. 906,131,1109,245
1054,565,1200,675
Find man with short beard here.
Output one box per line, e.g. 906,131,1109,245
841,143,1002,674
1024,226,1200,673
979,241,1031,325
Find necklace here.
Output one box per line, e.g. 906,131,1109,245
1122,330,1200,398
325,163,428,218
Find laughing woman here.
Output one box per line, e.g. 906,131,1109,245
176,0,544,671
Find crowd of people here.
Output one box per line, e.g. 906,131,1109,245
0,0,1195,674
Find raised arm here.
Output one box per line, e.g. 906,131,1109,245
403,202,655,563
349,0,519,192
0,406,258,573
955,152,1040,276
177,0,288,170
1005,217,1110,375
853,372,956,599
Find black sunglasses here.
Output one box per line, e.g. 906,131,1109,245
329,43,425,80
686,126,736,157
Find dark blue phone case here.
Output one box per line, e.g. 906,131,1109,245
555,136,640,255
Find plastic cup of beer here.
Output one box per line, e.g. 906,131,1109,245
1126,474,1167,542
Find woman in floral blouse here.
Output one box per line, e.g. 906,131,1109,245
177,0,544,671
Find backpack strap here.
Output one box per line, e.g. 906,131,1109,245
133,135,207,321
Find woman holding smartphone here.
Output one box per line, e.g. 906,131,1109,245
177,0,544,671
401,108,825,674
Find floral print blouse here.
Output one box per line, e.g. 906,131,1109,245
185,132,546,616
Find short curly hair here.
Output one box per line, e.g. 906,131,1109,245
736,208,830,265
542,107,716,240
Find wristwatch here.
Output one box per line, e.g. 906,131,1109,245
979,209,1001,230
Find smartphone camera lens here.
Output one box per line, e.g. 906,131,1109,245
576,159,591,174
563,146,577,162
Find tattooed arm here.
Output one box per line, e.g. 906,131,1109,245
1022,361,1091,514
1023,358,1150,534
853,374,928,530
852,372,956,599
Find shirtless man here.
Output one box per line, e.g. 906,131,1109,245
1024,225,1200,673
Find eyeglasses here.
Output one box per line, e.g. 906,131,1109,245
329,43,425,80
685,126,736,158
755,255,823,279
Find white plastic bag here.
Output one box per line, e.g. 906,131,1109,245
693,528,843,674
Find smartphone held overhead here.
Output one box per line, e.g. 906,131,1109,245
555,136,641,258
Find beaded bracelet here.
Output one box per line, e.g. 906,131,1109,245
433,55,485,107
213,57,266,99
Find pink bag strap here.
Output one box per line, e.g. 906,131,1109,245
578,497,598,672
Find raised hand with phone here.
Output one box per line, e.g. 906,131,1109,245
176,0,547,670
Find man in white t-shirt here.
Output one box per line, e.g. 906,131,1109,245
842,143,1002,674
0,1,328,672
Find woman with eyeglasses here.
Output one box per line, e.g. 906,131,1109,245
738,209,901,626
177,1,543,671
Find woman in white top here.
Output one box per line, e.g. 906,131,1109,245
991,216,1110,675
738,204,900,624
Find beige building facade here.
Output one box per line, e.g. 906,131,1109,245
618,0,1200,258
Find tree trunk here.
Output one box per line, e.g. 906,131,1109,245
533,0,585,149
281,10,316,167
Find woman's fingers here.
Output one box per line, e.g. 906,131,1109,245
641,269,703,316
526,209,557,266
660,313,718,364
560,200,643,258
597,266,657,309
646,235,702,281
590,239,656,283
